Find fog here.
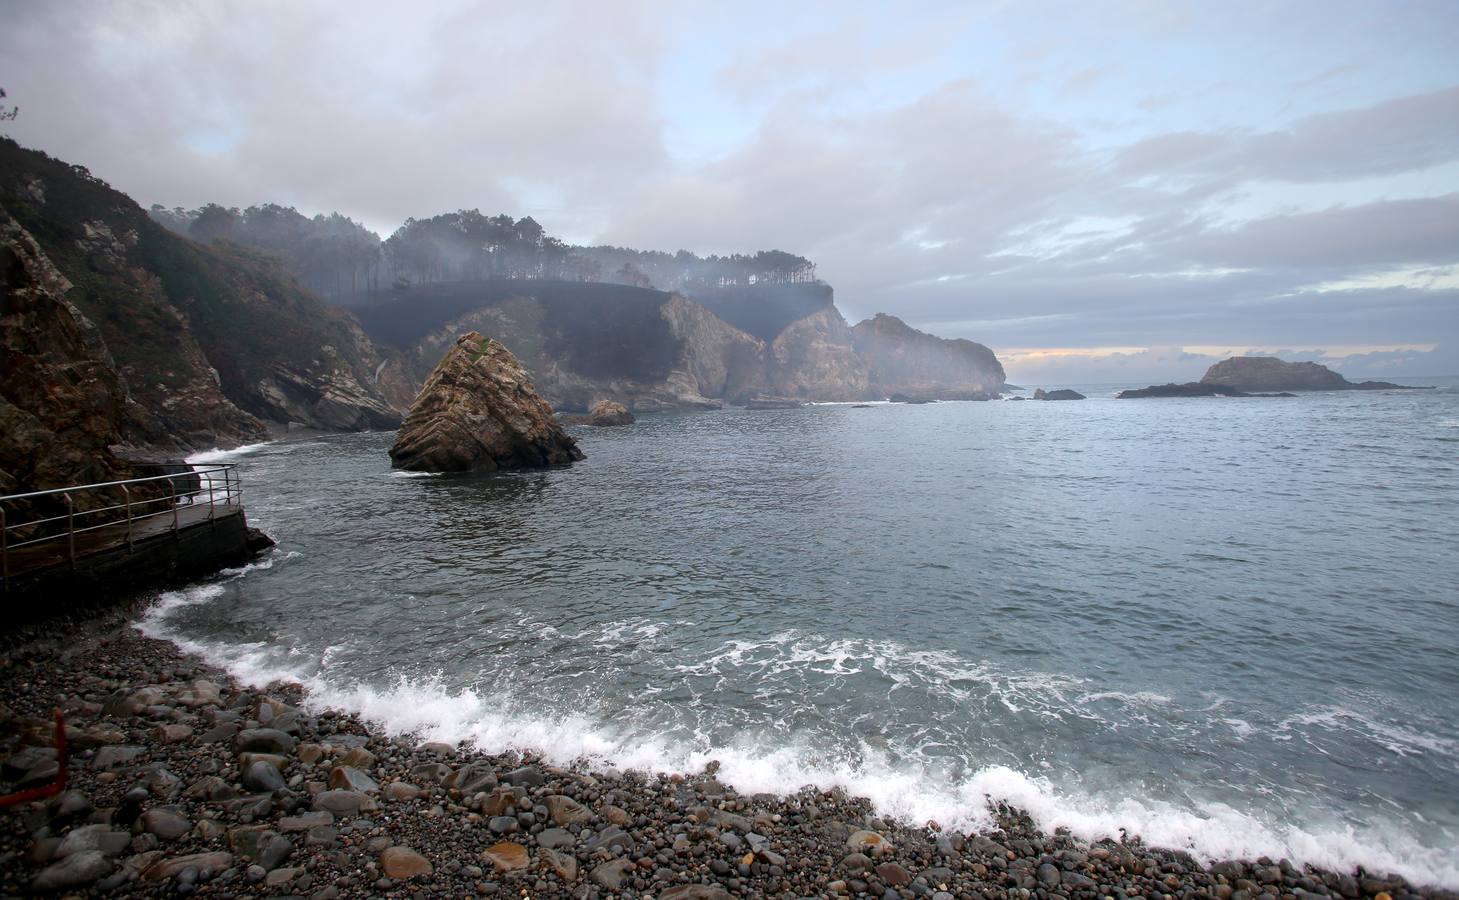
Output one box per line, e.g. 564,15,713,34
3,1,1456,382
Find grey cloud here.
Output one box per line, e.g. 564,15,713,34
2,1,1454,381
1161,195,1459,269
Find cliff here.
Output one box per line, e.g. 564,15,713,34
1200,357,1425,392
0,139,408,450
851,313,1005,401
768,305,869,401
389,333,583,472
0,210,144,496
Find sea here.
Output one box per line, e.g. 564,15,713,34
146,379,1459,887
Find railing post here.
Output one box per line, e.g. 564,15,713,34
64,493,75,567
122,484,133,552
170,477,179,537
2,504,8,590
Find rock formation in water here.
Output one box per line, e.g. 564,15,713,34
1116,383,1295,399
389,333,583,472
851,313,1004,402
1199,356,1426,392
561,400,636,426
1033,388,1086,400
0,138,411,450
744,397,806,409
586,400,634,426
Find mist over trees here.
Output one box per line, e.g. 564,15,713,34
149,204,819,300
150,203,383,299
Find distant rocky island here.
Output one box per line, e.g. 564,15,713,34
1033,388,1085,401
1118,357,1429,399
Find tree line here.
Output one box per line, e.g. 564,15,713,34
149,204,818,300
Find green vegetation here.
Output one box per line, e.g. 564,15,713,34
0,138,393,429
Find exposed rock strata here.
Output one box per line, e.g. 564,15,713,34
0,210,141,497
389,333,583,472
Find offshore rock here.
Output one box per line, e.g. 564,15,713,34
1033,388,1086,400
1199,356,1427,392
389,333,583,473
586,399,634,426
561,399,635,426
1116,383,1296,399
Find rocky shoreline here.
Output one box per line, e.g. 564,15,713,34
2,606,1452,899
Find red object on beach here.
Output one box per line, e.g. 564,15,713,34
0,709,68,807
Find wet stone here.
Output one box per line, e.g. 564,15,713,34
583,825,634,854
328,765,379,793
278,811,334,832
546,794,593,826
141,808,192,841
91,745,143,770
381,845,433,879
539,846,577,882
32,849,114,891
503,765,545,787
482,841,530,872
312,789,378,814
536,827,574,850
242,760,287,793
590,858,634,891
234,728,296,754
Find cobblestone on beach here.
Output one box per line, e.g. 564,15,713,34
2,609,1453,899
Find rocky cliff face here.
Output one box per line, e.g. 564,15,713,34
0,139,409,450
390,333,583,472
766,306,869,401
851,313,1005,401
0,210,141,497
1200,357,1421,391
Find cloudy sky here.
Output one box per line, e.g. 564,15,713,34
4,0,1457,382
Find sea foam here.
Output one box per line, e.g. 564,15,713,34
135,580,1459,890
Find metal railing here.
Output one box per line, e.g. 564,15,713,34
1,464,241,584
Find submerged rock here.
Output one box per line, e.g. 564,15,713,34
389,333,584,473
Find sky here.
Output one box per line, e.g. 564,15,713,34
3,0,1458,382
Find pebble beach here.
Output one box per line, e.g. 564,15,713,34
2,604,1454,900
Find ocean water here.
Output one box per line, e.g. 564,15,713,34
152,380,1459,887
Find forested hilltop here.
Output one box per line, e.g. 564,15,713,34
0,138,414,455
148,205,818,304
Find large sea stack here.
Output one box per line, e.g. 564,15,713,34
389,333,583,472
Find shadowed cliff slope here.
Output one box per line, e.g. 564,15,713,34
0,139,411,448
